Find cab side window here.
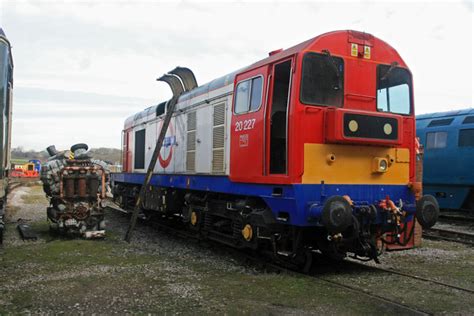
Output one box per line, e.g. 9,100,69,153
234,76,263,114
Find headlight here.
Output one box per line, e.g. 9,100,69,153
379,159,388,171
372,157,389,173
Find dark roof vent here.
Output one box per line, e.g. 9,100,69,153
462,116,474,124
269,49,283,56
428,118,454,127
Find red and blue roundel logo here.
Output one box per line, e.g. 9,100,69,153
158,121,176,168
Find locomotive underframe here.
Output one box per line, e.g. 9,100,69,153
113,181,410,264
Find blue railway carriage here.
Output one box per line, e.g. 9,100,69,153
0,28,13,243
416,109,474,211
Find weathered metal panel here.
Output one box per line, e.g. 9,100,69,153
196,106,212,174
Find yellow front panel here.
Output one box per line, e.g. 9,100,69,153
302,144,410,185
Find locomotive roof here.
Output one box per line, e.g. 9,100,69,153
126,30,404,129
416,108,474,120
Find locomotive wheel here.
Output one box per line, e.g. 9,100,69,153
416,195,440,229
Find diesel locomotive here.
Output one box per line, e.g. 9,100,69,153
112,30,438,264
417,109,474,212
0,28,13,243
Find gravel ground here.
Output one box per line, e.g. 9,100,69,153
3,182,49,246
1,183,474,315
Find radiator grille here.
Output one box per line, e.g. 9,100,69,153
186,111,197,172
212,126,225,149
212,103,226,173
187,131,196,151
187,111,196,131
186,151,195,172
213,103,225,126
212,149,225,173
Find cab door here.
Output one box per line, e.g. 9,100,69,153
229,66,268,182
122,129,132,172
266,59,293,176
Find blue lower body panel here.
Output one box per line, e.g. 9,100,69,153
111,173,416,226
423,184,472,209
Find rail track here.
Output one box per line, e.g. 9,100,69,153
7,179,41,193
439,212,474,223
108,203,474,315
343,260,474,294
423,227,474,246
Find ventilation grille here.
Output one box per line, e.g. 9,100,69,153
213,103,226,126
186,151,195,172
212,103,226,173
187,111,197,131
213,126,225,149
212,149,225,173
187,131,196,151
186,111,197,172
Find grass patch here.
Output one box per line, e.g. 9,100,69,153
1,238,157,270
2,187,474,314
4,205,20,221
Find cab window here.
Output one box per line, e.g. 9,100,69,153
234,76,263,114
300,52,344,107
377,64,412,115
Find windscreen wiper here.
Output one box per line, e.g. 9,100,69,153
381,61,399,81
322,49,341,90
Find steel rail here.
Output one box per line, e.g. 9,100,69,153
439,214,474,223
423,228,474,246
345,260,474,294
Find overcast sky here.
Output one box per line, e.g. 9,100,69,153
0,0,472,151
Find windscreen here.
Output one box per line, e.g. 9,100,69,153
376,64,412,115
300,52,344,107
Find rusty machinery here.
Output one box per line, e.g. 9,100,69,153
41,143,109,237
